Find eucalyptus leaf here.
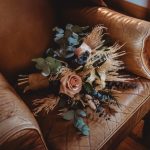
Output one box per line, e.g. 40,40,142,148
82,130,89,136
53,27,64,34
32,58,51,76
72,32,79,39
32,58,46,70
76,109,86,117
45,57,62,74
54,33,64,42
74,117,85,130
81,125,90,136
74,117,90,136
41,65,50,76
63,110,75,121
32,57,62,75
56,33,64,38
68,37,79,46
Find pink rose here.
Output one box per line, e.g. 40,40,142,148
60,72,82,98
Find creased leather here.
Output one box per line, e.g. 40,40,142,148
0,73,47,150
1,129,47,150
60,7,150,79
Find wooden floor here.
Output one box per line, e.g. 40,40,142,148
116,120,149,150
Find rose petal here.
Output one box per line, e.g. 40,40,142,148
60,72,82,98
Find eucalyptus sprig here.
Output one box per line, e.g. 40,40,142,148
62,109,90,136
32,57,63,77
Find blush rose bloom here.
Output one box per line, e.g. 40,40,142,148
60,72,82,98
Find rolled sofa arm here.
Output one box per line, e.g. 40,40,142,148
60,6,150,79
0,73,47,150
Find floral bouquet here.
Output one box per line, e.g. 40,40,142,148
18,24,135,136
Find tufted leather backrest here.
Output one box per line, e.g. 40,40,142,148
0,0,55,80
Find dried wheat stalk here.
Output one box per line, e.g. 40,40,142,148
33,96,60,116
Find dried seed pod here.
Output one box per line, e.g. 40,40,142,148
85,94,93,101
84,94,96,110
87,100,96,110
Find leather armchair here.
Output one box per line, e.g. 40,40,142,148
0,0,150,150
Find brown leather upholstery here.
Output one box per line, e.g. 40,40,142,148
23,78,150,150
0,1,150,150
0,73,47,150
0,0,55,79
59,6,150,79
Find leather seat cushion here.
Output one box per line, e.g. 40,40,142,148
22,77,150,150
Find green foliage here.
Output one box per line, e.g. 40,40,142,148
76,109,87,117
83,82,94,94
74,117,90,136
32,58,46,70
32,57,62,76
81,125,90,136
62,109,89,136
63,110,75,121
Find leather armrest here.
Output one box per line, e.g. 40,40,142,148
60,6,150,79
0,73,47,150
1,129,47,150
